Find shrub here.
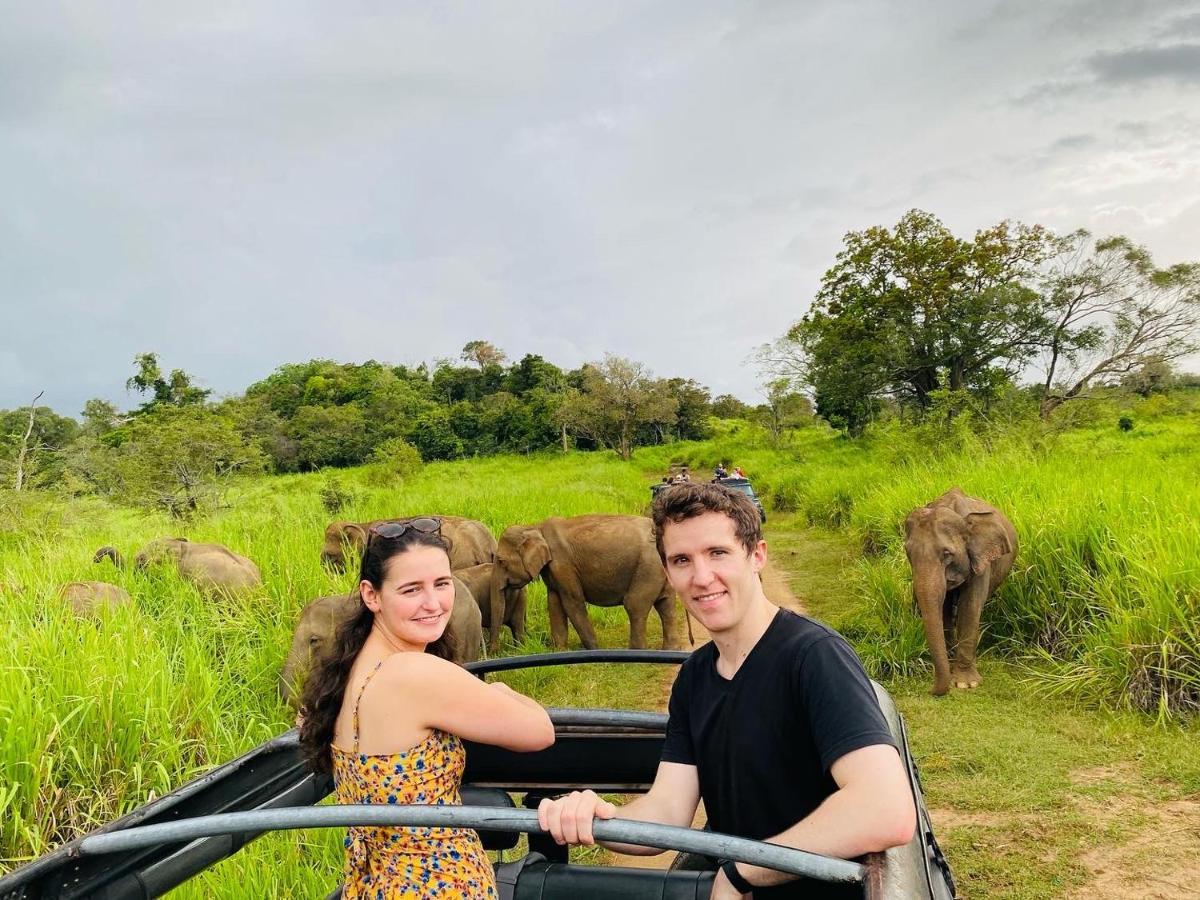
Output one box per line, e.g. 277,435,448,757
318,474,356,515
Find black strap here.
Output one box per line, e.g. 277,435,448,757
720,858,754,894
494,851,547,900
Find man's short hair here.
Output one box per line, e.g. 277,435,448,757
651,481,763,561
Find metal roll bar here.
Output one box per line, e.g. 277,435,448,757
465,650,691,676
77,805,866,885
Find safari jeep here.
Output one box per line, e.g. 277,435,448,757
0,652,955,900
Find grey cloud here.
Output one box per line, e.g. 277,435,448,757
1088,42,1200,85
1157,11,1200,39
1051,133,1099,150
2,1,1197,413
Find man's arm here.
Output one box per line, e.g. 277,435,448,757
722,743,917,891
536,760,701,855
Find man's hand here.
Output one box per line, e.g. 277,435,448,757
536,790,617,845
711,868,750,899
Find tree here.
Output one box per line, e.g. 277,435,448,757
1038,234,1200,416
126,352,211,412
1,394,80,490
771,210,1066,431
288,405,370,469
1120,356,1175,397
754,379,814,443
80,406,264,516
80,398,122,437
711,394,751,419
408,407,464,460
559,356,678,460
10,391,43,491
663,378,713,441
461,340,507,370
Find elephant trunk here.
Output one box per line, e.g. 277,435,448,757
913,569,951,696
279,632,309,709
320,549,347,572
488,571,508,653
93,546,126,569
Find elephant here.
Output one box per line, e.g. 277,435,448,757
58,581,132,618
904,487,1017,696
491,515,685,652
453,562,527,647
94,538,262,596
320,516,496,573
279,575,484,707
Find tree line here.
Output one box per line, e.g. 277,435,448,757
5,208,1196,513
759,210,1200,433
0,346,785,516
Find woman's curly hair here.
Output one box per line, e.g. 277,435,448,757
298,527,457,775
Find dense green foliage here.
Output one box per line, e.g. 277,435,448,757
1,348,732,515
768,211,1199,433
643,390,1200,719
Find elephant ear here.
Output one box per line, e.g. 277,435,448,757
343,523,368,551
518,531,552,581
965,512,1012,575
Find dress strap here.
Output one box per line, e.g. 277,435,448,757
351,660,385,753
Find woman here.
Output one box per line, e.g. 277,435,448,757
300,517,555,898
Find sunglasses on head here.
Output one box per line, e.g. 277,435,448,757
368,517,442,543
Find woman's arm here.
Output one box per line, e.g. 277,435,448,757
381,654,555,752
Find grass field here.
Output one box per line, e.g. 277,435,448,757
2,406,1199,897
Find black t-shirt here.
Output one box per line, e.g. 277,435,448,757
661,609,896,898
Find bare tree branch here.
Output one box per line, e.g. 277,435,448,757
13,391,45,492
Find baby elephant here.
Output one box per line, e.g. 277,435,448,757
94,538,262,597
453,562,527,648
904,487,1017,696
58,581,132,618
279,576,484,708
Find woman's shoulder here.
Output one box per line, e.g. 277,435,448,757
375,650,461,684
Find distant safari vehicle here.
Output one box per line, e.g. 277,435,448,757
0,651,954,900
651,476,767,523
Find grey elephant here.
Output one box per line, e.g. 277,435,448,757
279,575,484,707
904,487,1017,696
453,562,527,647
58,581,132,618
491,514,685,652
320,516,496,572
94,538,262,596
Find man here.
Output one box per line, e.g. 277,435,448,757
537,482,915,898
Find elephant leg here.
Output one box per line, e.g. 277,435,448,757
546,588,570,650
951,578,987,689
547,567,600,650
510,591,528,646
942,595,957,664
627,604,649,650
652,593,685,650
565,601,600,650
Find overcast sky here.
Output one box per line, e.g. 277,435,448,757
2,0,1199,416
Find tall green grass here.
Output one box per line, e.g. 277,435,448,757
636,404,1200,720
3,402,1198,894
0,451,671,894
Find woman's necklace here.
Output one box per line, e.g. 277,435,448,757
373,623,405,655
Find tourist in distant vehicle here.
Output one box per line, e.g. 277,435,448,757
713,463,729,480
732,466,745,478
537,484,914,899
299,518,554,899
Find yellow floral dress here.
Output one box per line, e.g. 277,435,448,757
332,662,498,899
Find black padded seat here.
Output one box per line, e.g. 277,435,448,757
512,862,715,900
460,786,520,850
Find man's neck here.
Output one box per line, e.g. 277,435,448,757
711,595,779,679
